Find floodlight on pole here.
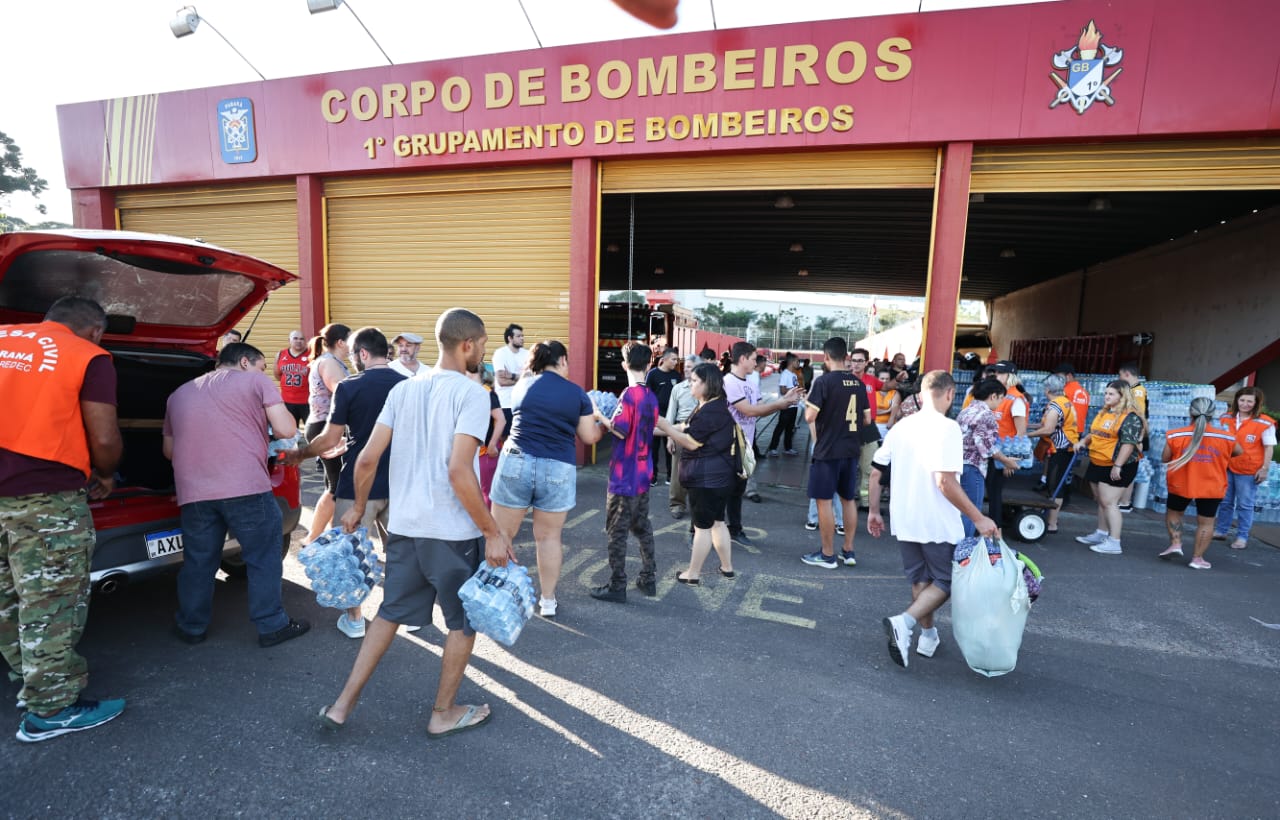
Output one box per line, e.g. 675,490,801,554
307,0,394,65
169,6,266,81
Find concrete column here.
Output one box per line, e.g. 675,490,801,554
569,158,600,463
71,188,116,229
295,175,326,336
922,142,973,373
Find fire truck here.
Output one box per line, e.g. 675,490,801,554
596,301,699,392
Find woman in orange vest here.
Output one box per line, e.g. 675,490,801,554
1213,386,1276,550
986,361,1027,528
1159,397,1242,569
1025,374,1080,534
873,366,900,438
1075,381,1146,555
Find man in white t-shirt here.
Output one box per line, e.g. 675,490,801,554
866,370,997,669
492,323,531,431
387,332,424,379
318,308,515,740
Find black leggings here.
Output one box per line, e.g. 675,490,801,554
769,407,798,451
306,421,342,494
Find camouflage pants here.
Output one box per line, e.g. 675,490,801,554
0,490,95,714
604,491,656,590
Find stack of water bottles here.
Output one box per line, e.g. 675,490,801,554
298,527,384,610
586,390,620,419
998,435,1036,470
267,432,301,460
458,563,536,646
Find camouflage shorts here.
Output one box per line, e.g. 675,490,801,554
0,490,96,714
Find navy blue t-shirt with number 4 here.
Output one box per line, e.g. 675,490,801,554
805,369,870,461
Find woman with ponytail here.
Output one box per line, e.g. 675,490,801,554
304,323,351,542
1159,398,1242,569
1075,381,1147,555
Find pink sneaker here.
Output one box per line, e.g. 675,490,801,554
1158,545,1184,560
1188,557,1212,570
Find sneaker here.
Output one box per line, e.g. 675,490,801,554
1118,504,1133,514
336,613,365,639
635,578,656,597
539,598,558,618
589,585,626,603
259,618,311,648
836,525,845,537
882,615,912,669
784,449,799,456
731,532,755,548
1188,557,1212,570
16,698,125,743
746,493,763,503
804,521,818,531
664,479,671,485
670,507,685,520
767,449,779,457
1211,532,1229,541
839,550,857,566
1230,538,1248,550
171,624,207,645
801,551,838,569
1090,538,1123,555
1076,530,1107,546
916,631,940,658
1158,545,1184,560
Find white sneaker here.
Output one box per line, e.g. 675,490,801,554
1076,530,1107,545
539,598,558,618
336,613,365,639
1230,538,1248,550
916,631,940,658
1091,538,1123,555
1158,545,1184,560
882,615,912,669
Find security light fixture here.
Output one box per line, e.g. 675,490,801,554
774,195,796,209
170,6,266,80
797,269,809,277
999,248,1016,258
789,242,804,253
654,267,665,275
307,0,393,65
1088,196,1112,211
606,243,620,253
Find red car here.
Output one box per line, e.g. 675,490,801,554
0,230,301,591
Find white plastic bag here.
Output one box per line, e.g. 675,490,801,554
950,537,1031,677
458,563,536,646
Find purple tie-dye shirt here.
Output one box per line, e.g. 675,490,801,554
608,384,659,496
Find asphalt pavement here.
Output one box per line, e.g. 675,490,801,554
3,454,1278,819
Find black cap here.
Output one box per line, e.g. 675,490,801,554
992,360,1018,374
1053,361,1075,375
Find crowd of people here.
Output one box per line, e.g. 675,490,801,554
1,298,1273,744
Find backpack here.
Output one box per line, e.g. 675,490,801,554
731,422,756,479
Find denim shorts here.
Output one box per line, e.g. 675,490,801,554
489,448,577,513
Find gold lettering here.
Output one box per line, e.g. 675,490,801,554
380,83,408,117
523,125,544,149
480,128,503,151
761,47,778,87
595,119,615,144
779,107,803,134
564,121,585,146
351,87,378,121
646,116,665,141
804,106,829,132
667,115,690,140
441,77,471,112
782,44,820,87
825,41,867,84
411,133,429,155
831,103,855,131
721,110,742,137
410,81,435,115
598,60,633,100
392,134,411,157
462,130,481,152
875,37,913,81
723,49,756,90
683,53,717,93
485,72,513,109
561,64,591,102
616,118,635,143
518,68,546,105
691,112,719,138
637,56,677,96
321,90,347,123
744,109,765,136
447,130,465,152
505,125,524,149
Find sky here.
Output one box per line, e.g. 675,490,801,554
0,0,1044,224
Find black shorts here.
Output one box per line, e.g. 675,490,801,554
285,402,309,425
687,484,731,530
306,421,342,493
1167,493,1223,517
1044,448,1076,502
1085,461,1138,489
378,534,483,633
808,458,859,501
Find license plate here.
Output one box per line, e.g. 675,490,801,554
145,528,184,560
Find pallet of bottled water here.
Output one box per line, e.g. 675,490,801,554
298,527,384,609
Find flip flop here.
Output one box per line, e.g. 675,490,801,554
427,704,492,740
316,705,344,731
719,569,736,579
675,572,700,586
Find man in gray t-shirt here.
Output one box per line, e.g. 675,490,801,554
318,309,515,740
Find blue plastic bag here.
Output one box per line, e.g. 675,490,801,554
458,563,536,647
951,537,1031,677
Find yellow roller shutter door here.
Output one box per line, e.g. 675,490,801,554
969,138,1280,192
601,148,938,193
325,167,572,365
116,183,300,374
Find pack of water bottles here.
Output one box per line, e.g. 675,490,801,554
586,390,620,419
457,563,535,647
267,433,301,459
298,527,385,610
998,436,1036,470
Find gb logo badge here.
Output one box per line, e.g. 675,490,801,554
1049,20,1123,115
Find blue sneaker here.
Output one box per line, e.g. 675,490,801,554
801,551,838,569
16,698,125,743
840,550,857,566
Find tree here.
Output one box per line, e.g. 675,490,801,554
813,314,840,332
696,301,727,329
753,312,778,334
606,290,647,304
720,309,758,331
0,131,48,216
875,307,922,331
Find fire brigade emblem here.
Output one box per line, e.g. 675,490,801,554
1049,20,1123,115
217,97,257,164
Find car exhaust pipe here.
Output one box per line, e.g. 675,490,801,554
95,572,128,595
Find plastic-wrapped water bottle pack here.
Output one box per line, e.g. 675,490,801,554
458,563,536,647
298,527,384,610
586,390,620,419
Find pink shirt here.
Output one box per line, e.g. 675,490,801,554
163,369,283,505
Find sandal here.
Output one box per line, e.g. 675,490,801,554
316,705,344,731
427,704,492,740
675,572,700,586
719,569,736,579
